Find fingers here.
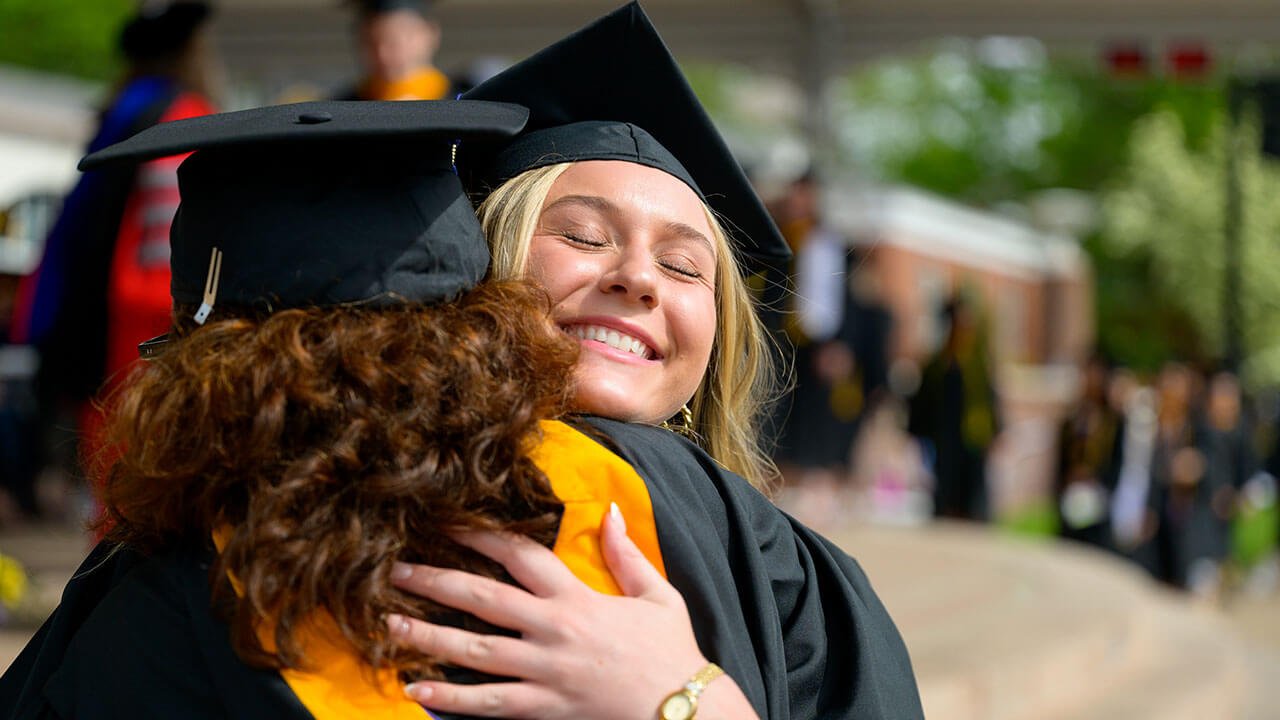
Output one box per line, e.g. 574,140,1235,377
387,614,541,681
601,503,680,605
448,529,576,597
404,680,558,719
392,563,556,635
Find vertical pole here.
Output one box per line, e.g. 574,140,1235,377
1224,81,1244,373
795,0,839,172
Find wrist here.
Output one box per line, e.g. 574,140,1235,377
689,671,751,720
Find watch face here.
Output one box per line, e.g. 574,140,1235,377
660,691,695,720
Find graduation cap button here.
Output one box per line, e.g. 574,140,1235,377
296,111,333,124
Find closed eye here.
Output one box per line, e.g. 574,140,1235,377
660,260,703,279
562,231,607,248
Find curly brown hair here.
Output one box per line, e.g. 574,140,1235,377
95,279,578,678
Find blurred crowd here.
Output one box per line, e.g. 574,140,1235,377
762,172,994,530
1054,359,1279,597
760,171,1278,602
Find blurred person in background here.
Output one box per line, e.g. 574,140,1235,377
908,292,999,521
8,0,217,521
1147,362,1230,594
1054,355,1121,549
846,253,894,411
0,207,40,520
770,172,863,518
1198,371,1259,591
339,0,452,101
1202,372,1256,504
1110,375,1162,572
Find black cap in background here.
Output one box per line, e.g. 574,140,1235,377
120,1,212,62
347,0,435,20
460,1,790,267
80,99,528,313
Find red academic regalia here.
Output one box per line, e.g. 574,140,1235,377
79,92,214,476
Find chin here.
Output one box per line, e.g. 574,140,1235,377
572,392,666,426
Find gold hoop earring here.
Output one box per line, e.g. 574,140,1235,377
660,404,695,438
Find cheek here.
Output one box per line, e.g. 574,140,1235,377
524,250,547,280
672,292,718,365
407,29,432,58
525,239,599,308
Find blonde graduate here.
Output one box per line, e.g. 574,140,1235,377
478,161,779,491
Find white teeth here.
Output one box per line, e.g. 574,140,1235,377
565,324,654,359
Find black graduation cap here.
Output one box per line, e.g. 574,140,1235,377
348,0,435,19
120,1,212,61
80,99,528,321
459,1,789,267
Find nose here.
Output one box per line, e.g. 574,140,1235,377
598,246,659,309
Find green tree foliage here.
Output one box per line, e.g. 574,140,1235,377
1103,110,1280,385
833,41,1223,203
829,41,1228,372
0,0,133,81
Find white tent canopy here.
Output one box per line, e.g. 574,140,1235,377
215,0,1280,84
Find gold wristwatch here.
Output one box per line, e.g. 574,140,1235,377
658,662,724,720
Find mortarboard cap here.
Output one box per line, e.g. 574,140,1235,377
120,1,212,62
348,0,435,20
80,100,528,315
459,1,789,267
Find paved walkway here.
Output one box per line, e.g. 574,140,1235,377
0,524,90,669
826,522,1280,719
3,520,1279,718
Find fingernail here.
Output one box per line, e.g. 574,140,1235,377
386,613,410,637
404,682,432,701
610,501,626,533
391,562,413,581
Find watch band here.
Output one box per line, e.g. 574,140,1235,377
659,663,725,720
686,663,724,694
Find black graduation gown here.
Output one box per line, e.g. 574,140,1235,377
2,419,922,719
581,417,923,719
0,543,309,720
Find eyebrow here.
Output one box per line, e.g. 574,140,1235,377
664,221,716,258
542,194,616,215
543,194,716,257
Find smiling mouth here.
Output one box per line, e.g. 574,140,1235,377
562,324,660,360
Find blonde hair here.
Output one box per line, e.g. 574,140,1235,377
477,163,779,491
